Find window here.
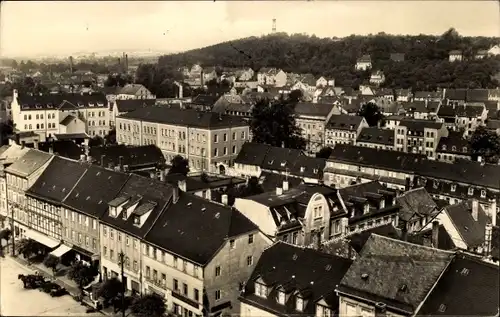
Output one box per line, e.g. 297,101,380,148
103,227,107,237
468,187,474,195
277,291,285,304
71,212,75,222
65,209,68,219
229,239,235,249
246,256,253,266
255,283,267,297
92,219,97,230
296,297,304,311
232,145,236,154
126,236,130,246
451,184,457,192
173,279,179,291
248,234,254,244
146,266,150,278
118,233,121,242
215,266,221,277
223,133,227,142
213,134,218,143
481,190,486,198
110,229,114,239
103,246,107,256
110,250,114,260
215,290,221,301
241,131,245,139
183,283,188,295
194,288,199,301
173,256,178,268
232,132,236,140
213,148,218,157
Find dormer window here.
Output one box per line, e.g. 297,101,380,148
316,305,331,317
133,216,140,225
481,190,486,198
363,203,370,214
281,161,286,167
300,167,305,173
122,211,127,220
462,146,467,153
296,297,304,311
433,181,439,189
313,168,318,174
255,283,268,298
277,291,285,305
442,145,447,151
468,187,474,196
451,184,457,192
452,146,456,151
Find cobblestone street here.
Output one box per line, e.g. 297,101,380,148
0,256,103,316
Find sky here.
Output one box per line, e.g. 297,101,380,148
1,1,499,58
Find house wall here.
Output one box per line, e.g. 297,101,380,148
296,116,329,154
61,208,100,255
99,223,142,291
26,197,62,241
240,302,278,317
232,163,261,178
274,71,287,88
303,193,332,245
204,231,271,315
141,244,204,317
233,199,276,237
355,62,372,71
338,296,407,317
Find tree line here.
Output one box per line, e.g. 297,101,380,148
154,28,499,90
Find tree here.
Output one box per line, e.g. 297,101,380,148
316,146,333,159
358,102,384,127
469,126,500,164
0,120,13,146
95,277,123,304
239,176,264,197
104,129,117,145
250,98,306,150
16,239,40,262
168,155,190,176
289,89,303,102
43,254,60,276
67,261,97,291
0,228,11,244
88,136,104,147
130,293,166,317
200,172,209,183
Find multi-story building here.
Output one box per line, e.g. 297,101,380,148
449,50,463,62
5,149,52,240
394,119,448,159
99,174,174,294
11,90,111,141
355,127,395,150
435,131,472,163
325,114,368,147
239,242,352,317
24,156,87,251
115,107,250,173
355,55,372,71
256,68,287,87
369,70,385,85
142,191,271,316
0,143,30,227
60,164,130,265
115,84,155,100
110,99,156,127
437,102,488,136
293,102,338,154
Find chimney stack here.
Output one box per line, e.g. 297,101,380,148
69,56,74,74
276,187,283,196
100,155,105,167
149,171,156,179
221,194,228,205
471,199,479,222
432,221,440,248
173,186,179,204
283,180,289,192
118,155,124,171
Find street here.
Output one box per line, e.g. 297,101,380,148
0,256,103,316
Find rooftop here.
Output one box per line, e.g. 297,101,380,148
326,115,365,131
5,149,52,177
337,234,454,314
356,127,394,145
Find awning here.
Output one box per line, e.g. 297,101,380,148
50,244,72,257
24,229,60,248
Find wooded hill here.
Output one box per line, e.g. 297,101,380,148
157,29,500,90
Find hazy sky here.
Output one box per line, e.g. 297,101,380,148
1,1,499,57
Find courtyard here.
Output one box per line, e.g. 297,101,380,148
0,256,103,316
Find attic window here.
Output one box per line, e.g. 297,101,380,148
296,297,304,311
468,187,474,196
122,211,127,220
133,216,140,225
438,304,446,313
452,146,456,151
300,167,305,173
292,253,298,261
268,160,274,165
442,145,447,151
433,181,439,189
481,190,486,198
280,161,286,167
277,291,285,305
460,268,469,276
313,168,318,174
451,184,457,192
462,146,467,153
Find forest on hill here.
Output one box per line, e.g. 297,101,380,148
155,28,500,90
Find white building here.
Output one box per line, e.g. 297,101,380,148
11,90,111,141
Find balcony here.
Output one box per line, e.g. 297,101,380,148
172,289,199,309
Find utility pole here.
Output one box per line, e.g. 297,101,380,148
118,251,126,317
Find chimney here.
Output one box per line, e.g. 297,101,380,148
149,171,156,179
118,156,124,171
404,177,411,192
100,155,105,167
276,187,283,196
471,199,479,221
432,221,440,248
86,155,93,164
69,56,74,74
159,170,165,182
484,223,493,257
108,162,114,170
283,180,289,192
221,194,228,205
